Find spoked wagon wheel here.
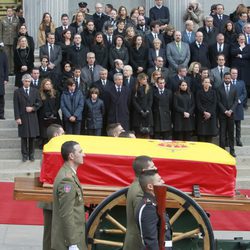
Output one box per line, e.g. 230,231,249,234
86,186,215,250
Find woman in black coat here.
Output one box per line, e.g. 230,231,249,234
223,21,237,45
173,81,195,141
109,35,129,68
196,77,218,142
187,61,201,95
14,36,34,87
230,34,250,96
38,78,61,147
81,20,96,49
131,73,153,138
129,35,148,75
13,24,35,55
91,32,109,69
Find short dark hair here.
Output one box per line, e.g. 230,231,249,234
66,78,76,86
106,4,113,9
61,141,78,161
61,13,69,19
89,87,99,95
139,170,158,192
106,123,122,136
224,72,231,78
132,156,153,177
47,124,63,140
150,21,161,30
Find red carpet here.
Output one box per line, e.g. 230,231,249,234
1,182,250,230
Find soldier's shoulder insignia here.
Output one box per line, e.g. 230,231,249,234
64,184,72,193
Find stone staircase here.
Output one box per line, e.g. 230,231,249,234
0,77,249,191
0,76,41,182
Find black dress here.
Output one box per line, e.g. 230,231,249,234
91,43,109,69
14,47,34,87
196,88,218,137
38,91,61,142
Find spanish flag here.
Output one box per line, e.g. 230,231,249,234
40,135,236,197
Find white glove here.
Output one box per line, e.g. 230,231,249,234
0,42,4,47
69,245,79,250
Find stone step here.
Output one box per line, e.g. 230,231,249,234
236,177,250,189
3,109,14,119
0,159,41,171
0,128,18,138
5,100,13,109
0,119,17,128
0,148,42,160
236,156,250,165
236,166,250,177
235,146,250,156
0,138,20,149
0,172,39,182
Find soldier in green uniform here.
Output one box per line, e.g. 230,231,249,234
123,156,158,250
51,141,87,250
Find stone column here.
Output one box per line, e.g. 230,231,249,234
23,0,68,48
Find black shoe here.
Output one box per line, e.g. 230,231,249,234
29,156,35,162
22,156,28,162
230,151,236,157
236,141,243,147
0,117,5,120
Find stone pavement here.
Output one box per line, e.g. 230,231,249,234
0,223,250,250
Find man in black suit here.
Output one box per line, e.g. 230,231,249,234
55,14,75,43
13,74,41,162
105,73,131,130
209,33,230,68
92,3,110,32
198,16,219,46
39,33,62,74
123,65,136,91
168,66,191,93
30,68,41,89
190,31,210,68
67,33,89,68
147,56,169,81
149,0,170,28
213,4,229,33
145,21,165,49
217,72,238,157
92,68,113,100
108,59,124,81
136,15,150,37
73,66,87,97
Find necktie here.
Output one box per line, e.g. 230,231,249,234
188,32,191,42
25,88,29,96
198,43,201,48
208,27,211,33
160,90,163,95
233,80,236,85
154,33,157,39
49,44,54,61
220,67,223,80
102,80,106,86
108,36,112,44
226,85,230,96
117,86,121,93
247,35,250,44
176,42,181,52
89,66,94,82
219,45,222,52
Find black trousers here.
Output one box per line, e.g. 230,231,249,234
21,137,35,159
235,120,241,143
0,95,4,118
219,117,234,150
43,209,53,250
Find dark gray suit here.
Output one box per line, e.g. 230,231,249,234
39,43,62,74
211,66,230,89
217,83,238,151
166,41,190,74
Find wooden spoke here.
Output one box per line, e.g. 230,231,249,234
93,239,123,247
169,206,185,225
105,214,127,233
173,228,200,242
99,229,124,234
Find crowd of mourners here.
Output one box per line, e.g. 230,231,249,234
0,0,250,160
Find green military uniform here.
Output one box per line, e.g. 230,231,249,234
123,179,144,250
51,162,86,250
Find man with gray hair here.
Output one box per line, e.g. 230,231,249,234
13,74,41,162
105,73,131,130
92,2,109,32
198,15,219,46
123,65,136,90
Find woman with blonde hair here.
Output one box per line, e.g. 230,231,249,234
70,11,86,34
150,70,163,87
14,36,34,87
187,61,201,94
131,73,153,138
37,12,55,46
38,78,61,147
